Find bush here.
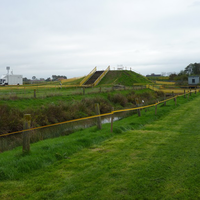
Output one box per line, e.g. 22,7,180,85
155,91,165,98
109,93,128,107
0,90,164,134
0,105,23,134
126,92,136,104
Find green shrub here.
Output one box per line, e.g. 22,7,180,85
0,105,23,134
109,93,128,107
0,89,165,135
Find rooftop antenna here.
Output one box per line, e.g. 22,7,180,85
6,66,10,75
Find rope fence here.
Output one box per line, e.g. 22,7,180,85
0,90,187,138
0,89,198,153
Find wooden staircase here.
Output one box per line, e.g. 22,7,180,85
84,71,104,85
80,66,110,87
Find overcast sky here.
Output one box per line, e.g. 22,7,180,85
0,0,200,79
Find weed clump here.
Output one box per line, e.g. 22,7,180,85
108,93,128,107
0,105,23,134
0,89,165,135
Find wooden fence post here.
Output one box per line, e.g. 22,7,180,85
164,93,166,106
137,107,141,117
95,103,102,129
34,89,36,98
23,114,31,153
190,89,192,96
155,104,157,115
184,90,186,98
110,107,114,132
135,98,141,117
174,97,177,105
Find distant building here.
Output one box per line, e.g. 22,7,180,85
188,76,200,85
146,73,161,77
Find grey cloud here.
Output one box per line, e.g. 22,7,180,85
190,1,200,6
0,0,200,79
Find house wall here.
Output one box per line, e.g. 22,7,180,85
188,76,200,85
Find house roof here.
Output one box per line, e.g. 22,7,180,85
188,76,200,78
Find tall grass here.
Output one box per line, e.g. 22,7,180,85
0,92,198,181
0,89,163,135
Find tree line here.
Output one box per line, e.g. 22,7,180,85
169,62,200,81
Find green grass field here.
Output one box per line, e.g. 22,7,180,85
0,92,200,199
100,70,151,86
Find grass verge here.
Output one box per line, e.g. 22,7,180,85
0,92,199,199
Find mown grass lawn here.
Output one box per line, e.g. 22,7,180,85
1,93,200,199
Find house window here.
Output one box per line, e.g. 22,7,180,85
192,79,195,83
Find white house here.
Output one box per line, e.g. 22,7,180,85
188,76,200,85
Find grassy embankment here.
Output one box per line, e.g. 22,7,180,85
99,70,151,86
0,92,200,199
0,70,150,100
0,70,155,134
0,70,152,112
0,88,154,111
0,87,162,135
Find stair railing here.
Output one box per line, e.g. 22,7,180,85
80,67,97,86
93,66,110,86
